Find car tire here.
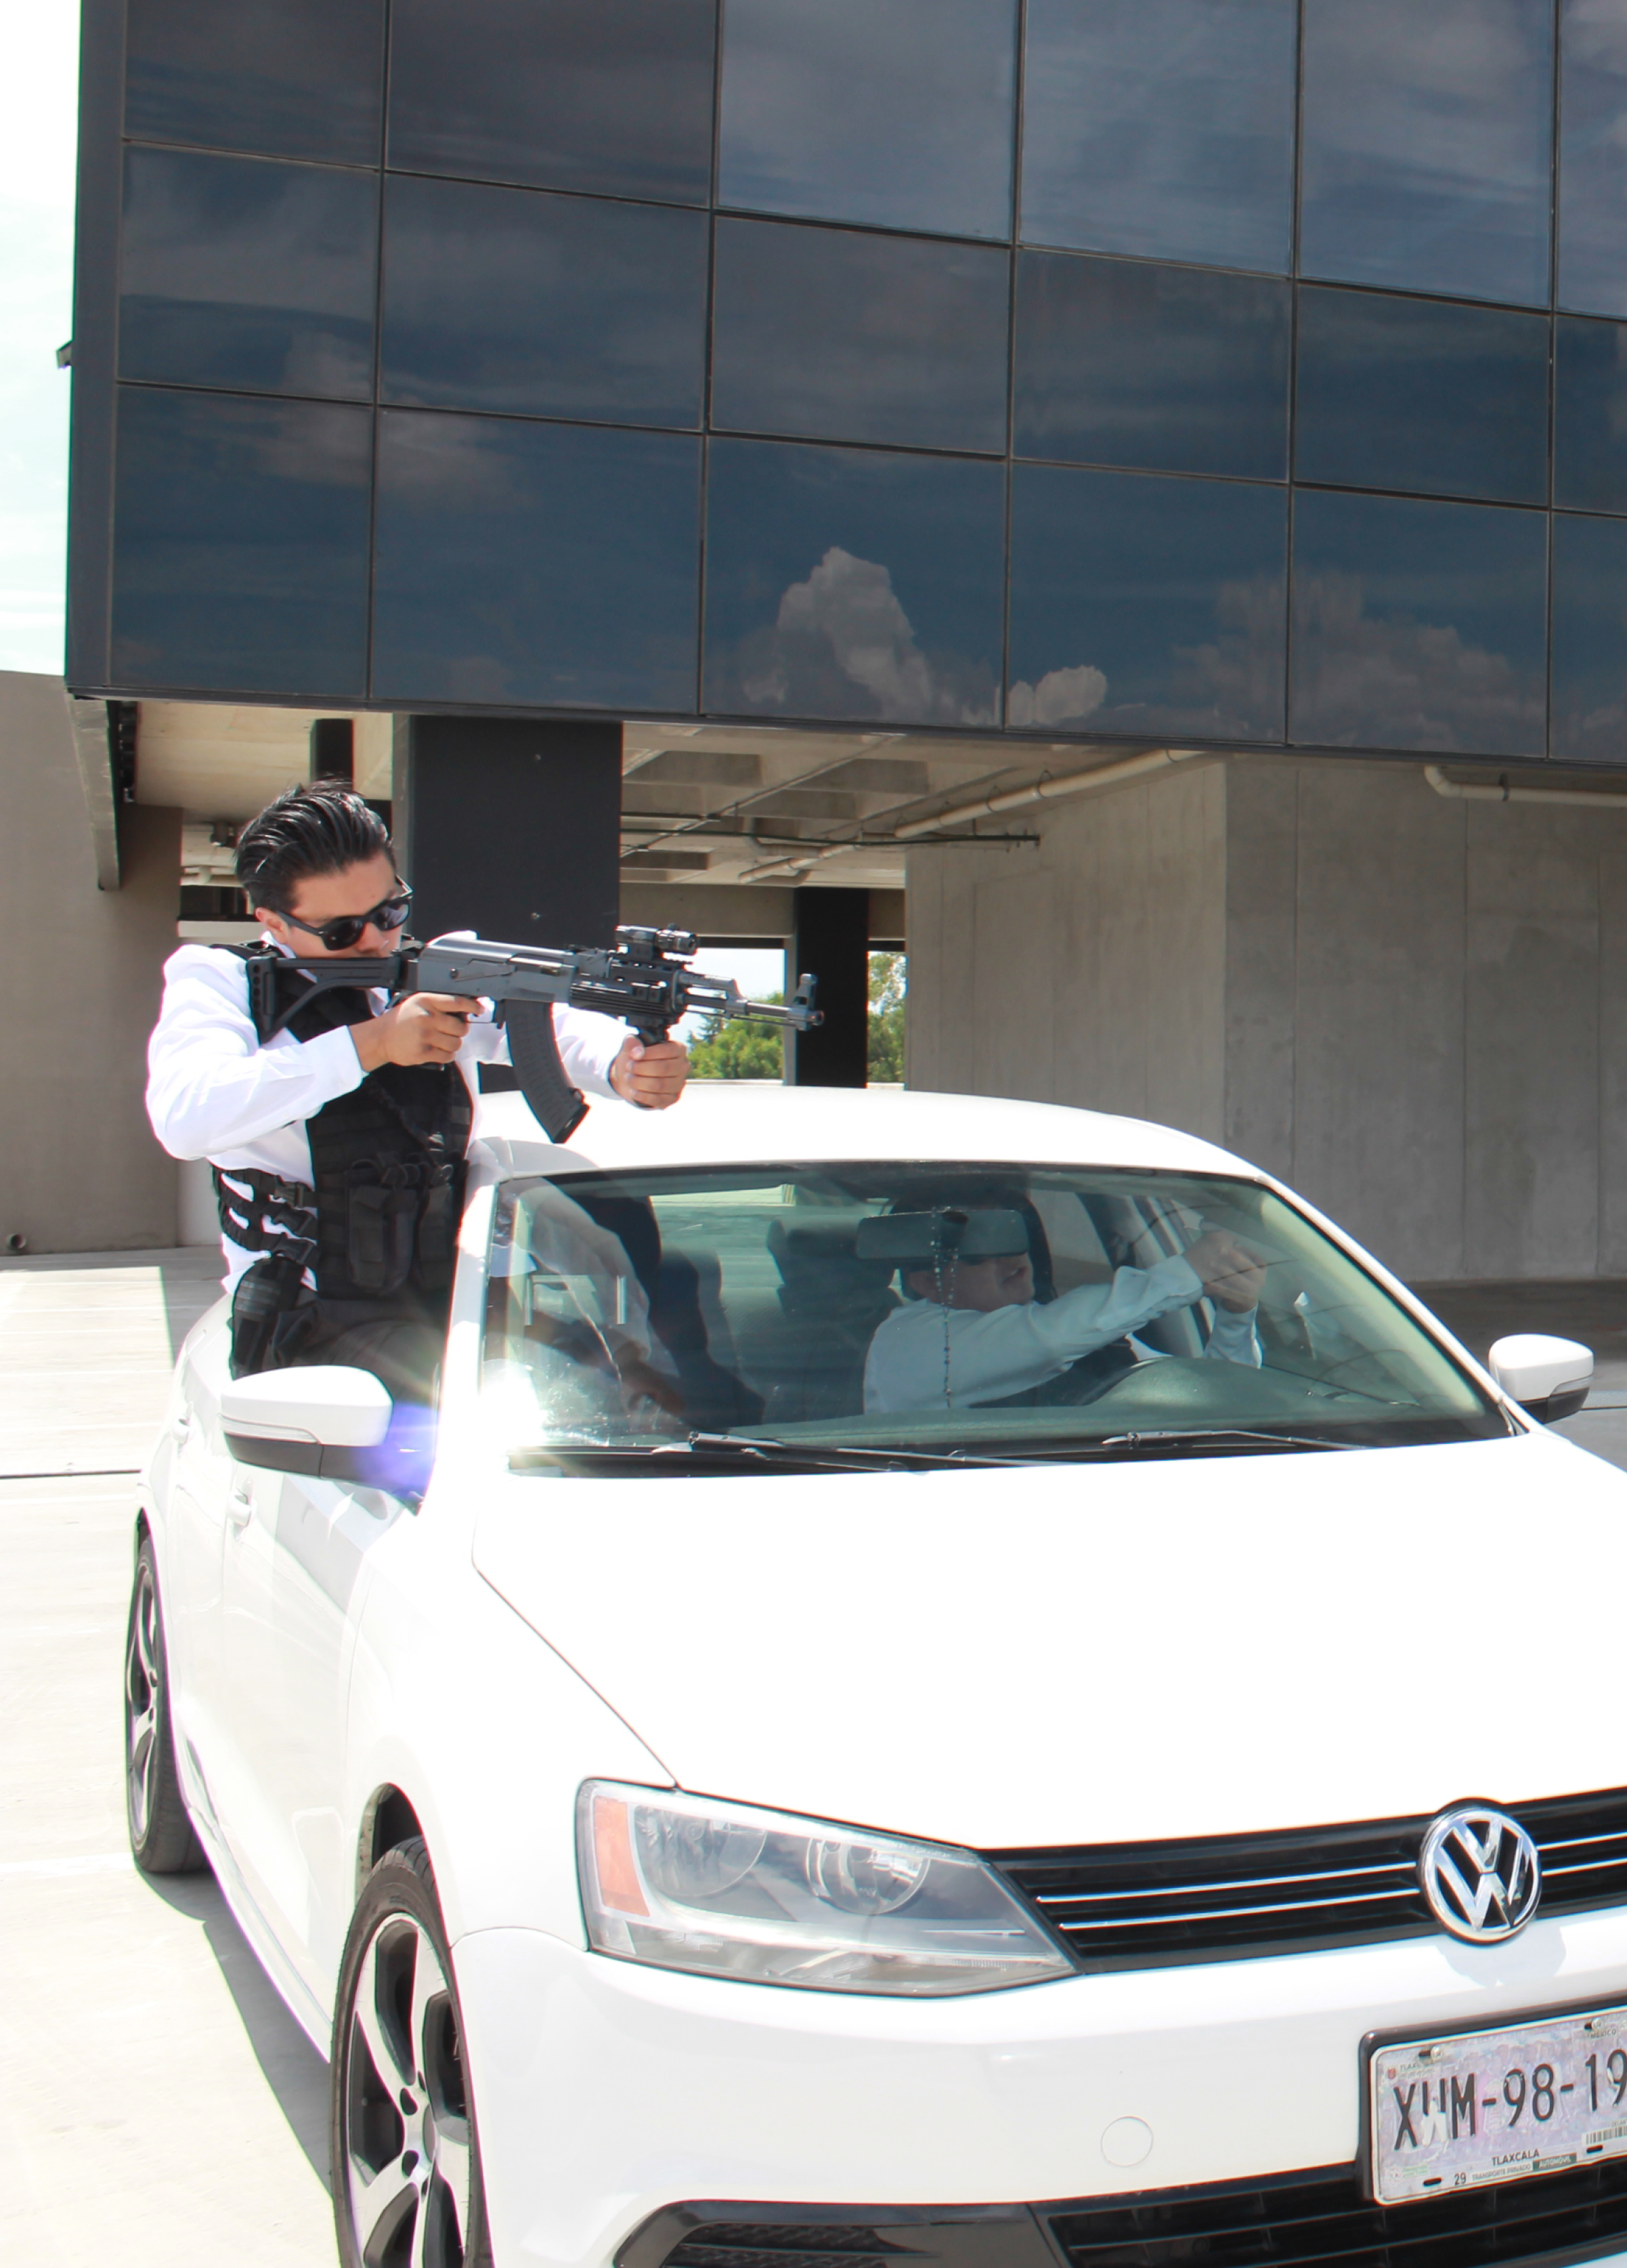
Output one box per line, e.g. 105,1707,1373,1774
331,1839,494,2268
125,1532,206,1875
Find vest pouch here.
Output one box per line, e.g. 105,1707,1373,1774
346,1160,422,1297
412,1161,462,1297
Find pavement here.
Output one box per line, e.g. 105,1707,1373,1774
0,1247,333,2267
5,1249,1627,2265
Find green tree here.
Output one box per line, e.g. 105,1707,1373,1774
867,951,907,1083
685,956,908,1081
687,996,786,1079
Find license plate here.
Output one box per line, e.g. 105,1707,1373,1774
1370,2005,1627,2204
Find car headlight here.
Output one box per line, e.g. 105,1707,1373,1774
576,1782,1075,1995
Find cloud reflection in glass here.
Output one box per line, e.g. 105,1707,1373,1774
1289,488,1547,755
1007,464,1287,741
702,438,1005,726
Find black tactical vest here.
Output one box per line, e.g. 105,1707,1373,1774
213,950,471,1306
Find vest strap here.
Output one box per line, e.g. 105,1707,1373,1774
213,1165,318,1269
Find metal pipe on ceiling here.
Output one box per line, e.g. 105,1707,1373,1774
888,745,1209,839
737,842,848,883
1424,763,1627,811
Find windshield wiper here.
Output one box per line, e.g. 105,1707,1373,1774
1091,1428,1356,1457
509,1432,1025,1475
688,1432,1026,1469
508,1426,1381,1476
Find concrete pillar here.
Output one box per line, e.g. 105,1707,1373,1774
906,754,1627,1285
789,886,870,1087
0,671,181,1253
398,715,620,945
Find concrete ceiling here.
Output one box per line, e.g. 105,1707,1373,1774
136,702,394,826
622,721,1163,893
135,700,1166,895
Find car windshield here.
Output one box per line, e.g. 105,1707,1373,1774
481,1161,1507,1463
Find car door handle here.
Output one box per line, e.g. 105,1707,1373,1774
169,1413,193,1444
226,1478,254,1528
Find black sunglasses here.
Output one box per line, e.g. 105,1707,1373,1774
280,885,414,953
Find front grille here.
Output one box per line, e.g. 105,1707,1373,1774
1049,2157,1627,2268
991,1788,1627,1968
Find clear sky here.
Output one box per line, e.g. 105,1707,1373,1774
1,0,79,676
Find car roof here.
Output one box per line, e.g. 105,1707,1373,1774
470,1083,1261,1181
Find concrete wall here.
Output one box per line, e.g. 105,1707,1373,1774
0,672,181,1252
908,759,1228,1140
907,754,1627,1284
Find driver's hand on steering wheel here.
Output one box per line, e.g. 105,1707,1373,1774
1183,1229,1267,1313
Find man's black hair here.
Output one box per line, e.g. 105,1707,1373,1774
236,779,393,912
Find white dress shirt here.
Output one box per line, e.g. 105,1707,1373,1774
146,940,628,1289
863,1256,1261,1413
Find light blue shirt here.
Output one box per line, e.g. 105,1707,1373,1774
863,1255,1261,1413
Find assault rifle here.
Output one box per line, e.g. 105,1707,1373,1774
243,924,821,1144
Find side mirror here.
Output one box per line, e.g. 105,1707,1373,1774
222,1366,394,1479
1488,1335,1593,1425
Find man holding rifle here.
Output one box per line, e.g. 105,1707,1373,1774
146,781,689,1390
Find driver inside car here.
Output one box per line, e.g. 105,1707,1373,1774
863,1201,1266,1414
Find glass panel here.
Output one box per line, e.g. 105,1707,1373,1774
125,0,384,165
1014,253,1289,479
381,177,707,427
1295,287,1548,505
118,148,376,400
702,438,1005,727
481,1163,1502,1459
710,219,1008,453
387,0,716,204
1289,489,1547,756
1020,0,1297,274
718,0,1017,240
1559,0,1627,317
1555,315,1627,513
1551,513,1627,763
1299,0,1554,307
110,387,371,696
1006,465,1286,740
372,412,701,711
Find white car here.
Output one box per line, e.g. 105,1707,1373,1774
127,1084,1627,2268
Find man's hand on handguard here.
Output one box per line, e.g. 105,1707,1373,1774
1182,1229,1267,1313
352,993,474,1072
609,1036,689,1109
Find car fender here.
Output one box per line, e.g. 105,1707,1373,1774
343,1516,673,1961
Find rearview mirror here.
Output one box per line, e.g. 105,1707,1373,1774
1488,1335,1592,1425
855,1209,1029,1265
222,1366,395,1479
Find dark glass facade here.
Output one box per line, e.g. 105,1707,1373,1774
65,0,1627,765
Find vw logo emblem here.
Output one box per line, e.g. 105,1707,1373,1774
1418,1805,1542,1942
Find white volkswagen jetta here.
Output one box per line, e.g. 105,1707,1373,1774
127,1084,1627,2268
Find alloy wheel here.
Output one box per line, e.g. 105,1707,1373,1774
125,1560,160,1845
341,1910,475,2267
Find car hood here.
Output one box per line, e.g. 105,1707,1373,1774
473,1428,1627,1851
